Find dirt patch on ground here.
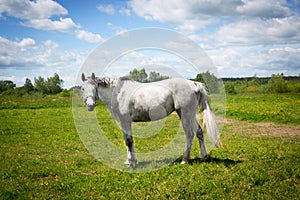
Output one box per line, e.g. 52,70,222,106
184,113,300,137
223,118,300,137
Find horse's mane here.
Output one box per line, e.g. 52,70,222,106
95,76,132,88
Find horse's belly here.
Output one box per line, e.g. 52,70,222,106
130,104,173,122
131,110,152,122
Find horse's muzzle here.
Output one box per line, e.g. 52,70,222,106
86,97,95,111
87,105,95,111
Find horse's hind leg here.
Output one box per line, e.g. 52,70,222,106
180,116,194,164
195,120,207,160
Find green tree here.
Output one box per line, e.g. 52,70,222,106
24,78,34,93
34,73,63,94
34,76,47,94
129,68,169,82
130,68,148,82
194,71,219,93
148,71,169,82
0,80,16,93
46,73,63,94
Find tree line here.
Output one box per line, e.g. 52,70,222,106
129,68,169,83
223,73,300,94
193,71,300,94
0,73,64,96
126,70,300,94
1,70,299,97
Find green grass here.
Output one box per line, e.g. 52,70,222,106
0,94,299,199
214,93,300,125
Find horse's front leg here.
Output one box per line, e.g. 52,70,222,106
121,121,137,167
124,133,137,166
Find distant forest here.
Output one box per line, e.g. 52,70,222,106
0,71,299,96
221,75,299,83
193,71,300,94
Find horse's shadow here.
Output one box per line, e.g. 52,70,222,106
174,155,243,167
135,156,242,170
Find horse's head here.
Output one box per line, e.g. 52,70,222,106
81,73,97,111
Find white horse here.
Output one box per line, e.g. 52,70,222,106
81,73,220,166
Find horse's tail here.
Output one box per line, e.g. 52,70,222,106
194,82,220,147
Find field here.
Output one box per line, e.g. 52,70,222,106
0,94,299,199
224,94,300,125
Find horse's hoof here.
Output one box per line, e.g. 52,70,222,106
124,160,137,167
200,157,206,162
180,160,187,164
124,160,130,165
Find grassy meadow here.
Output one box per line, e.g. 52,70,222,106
224,94,300,125
0,93,299,199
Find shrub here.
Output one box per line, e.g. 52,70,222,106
224,82,236,94
234,80,247,94
268,73,288,93
245,85,259,93
287,81,300,93
59,89,71,97
1,87,27,97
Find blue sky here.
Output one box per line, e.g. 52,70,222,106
0,0,300,88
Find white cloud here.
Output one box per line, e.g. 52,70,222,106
236,0,291,18
0,0,68,19
128,0,293,32
0,36,59,67
119,8,131,16
0,0,102,45
107,23,128,35
0,0,80,32
264,47,300,71
0,37,37,49
22,17,80,31
128,0,190,25
215,16,300,46
102,49,201,79
0,36,37,65
0,36,86,88
75,30,104,43
18,38,36,47
209,46,300,77
97,4,115,15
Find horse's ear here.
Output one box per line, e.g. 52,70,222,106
91,73,95,80
81,73,86,81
